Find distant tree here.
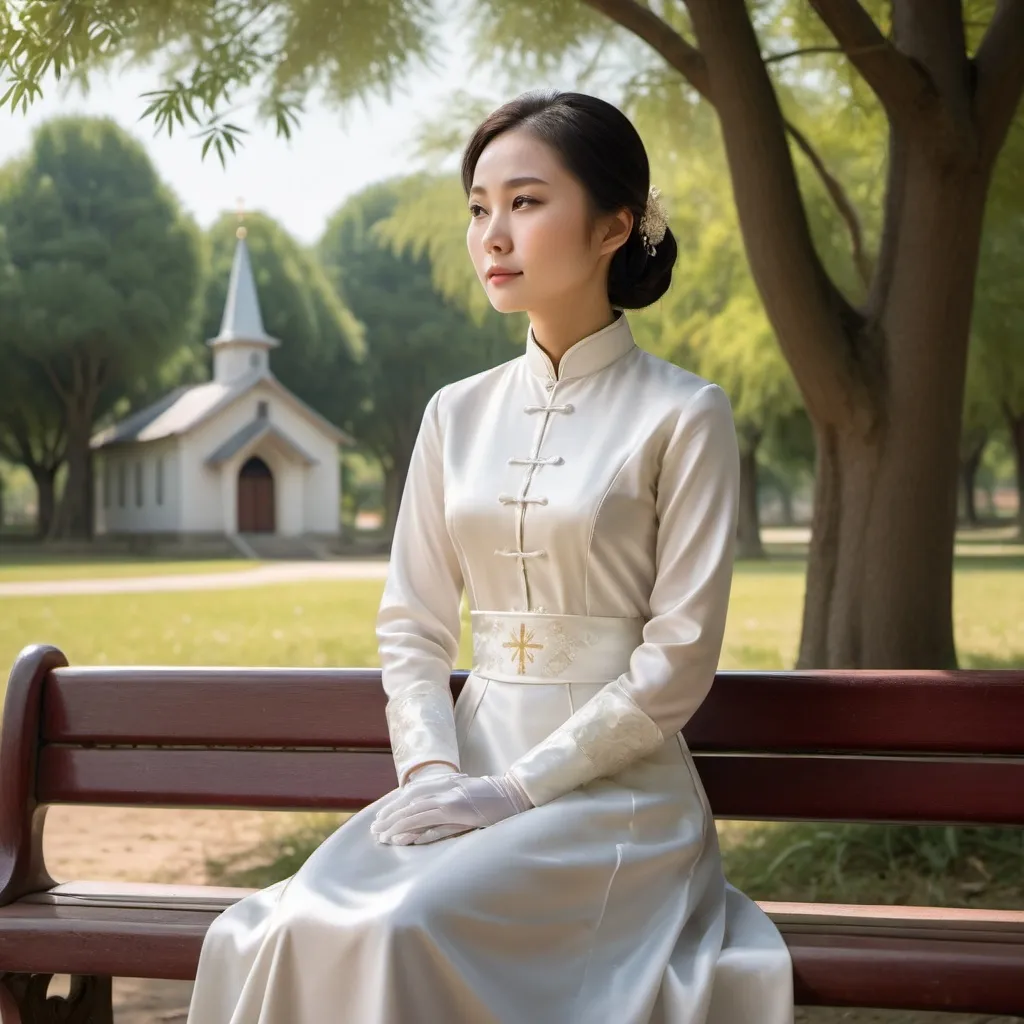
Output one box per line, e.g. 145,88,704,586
319,180,521,532
0,350,65,537
0,117,203,538
0,213,65,535
199,211,365,431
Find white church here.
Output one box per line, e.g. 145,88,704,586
92,226,352,544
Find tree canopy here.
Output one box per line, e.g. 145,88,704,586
0,116,203,537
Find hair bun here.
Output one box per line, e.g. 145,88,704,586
608,226,678,309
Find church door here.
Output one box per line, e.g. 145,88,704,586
237,456,275,533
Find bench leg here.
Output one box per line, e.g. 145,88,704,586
0,974,113,1024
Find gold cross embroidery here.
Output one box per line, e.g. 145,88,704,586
503,624,544,675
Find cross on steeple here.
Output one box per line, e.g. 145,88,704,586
236,195,247,240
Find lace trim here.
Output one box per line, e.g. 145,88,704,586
570,683,664,774
385,682,460,785
508,682,663,805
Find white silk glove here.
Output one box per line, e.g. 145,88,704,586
371,771,533,846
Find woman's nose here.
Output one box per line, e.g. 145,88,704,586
482,218,511,254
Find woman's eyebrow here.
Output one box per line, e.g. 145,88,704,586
469,176,549,196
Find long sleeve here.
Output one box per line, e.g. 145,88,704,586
376,388,464,785
507,384,740,806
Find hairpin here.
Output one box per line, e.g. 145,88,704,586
638,186,668,256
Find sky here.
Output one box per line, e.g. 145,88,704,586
0,29,494,245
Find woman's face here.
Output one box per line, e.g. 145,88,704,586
466,129,629,315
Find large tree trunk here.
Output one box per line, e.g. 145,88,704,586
736,432,765,560
1008,409,1024,540
797,155,987,668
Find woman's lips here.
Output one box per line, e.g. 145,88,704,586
487,270,522,285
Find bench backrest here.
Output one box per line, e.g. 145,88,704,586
3,643,1024,900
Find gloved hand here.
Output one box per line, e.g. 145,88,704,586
371,771,533,846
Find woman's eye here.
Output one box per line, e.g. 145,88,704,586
512,195,537,210
468,204,486,218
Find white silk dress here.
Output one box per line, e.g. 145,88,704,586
187,313,794,1024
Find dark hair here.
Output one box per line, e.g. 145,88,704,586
461,91,677,310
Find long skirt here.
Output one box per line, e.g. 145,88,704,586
187,675,794,1023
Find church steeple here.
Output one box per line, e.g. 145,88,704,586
208,211,279,384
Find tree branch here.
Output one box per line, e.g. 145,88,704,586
583,0,874,310
785,121,871,287
684,0,864,424
808,0,935,120
765,45,844,65
38,358,71,404
579,0,711,99
973,0,1024,167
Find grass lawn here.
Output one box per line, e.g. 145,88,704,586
3,549,1022,1024
2,550,1019,673
0,556,255,584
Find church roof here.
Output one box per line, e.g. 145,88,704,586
206,419,318,467
91,372,353,449
91,378,249,448
208,231,280,349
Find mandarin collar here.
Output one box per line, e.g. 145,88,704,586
525,312,636,382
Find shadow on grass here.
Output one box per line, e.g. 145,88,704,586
207,813,349,890
719,820,1024,910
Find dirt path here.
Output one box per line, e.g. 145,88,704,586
0,559,389,598
45,804,303,1023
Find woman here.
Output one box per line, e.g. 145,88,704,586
187,90,793,1024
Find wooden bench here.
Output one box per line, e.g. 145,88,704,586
2,643,1023,1021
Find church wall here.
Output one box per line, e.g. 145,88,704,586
179,428,229,533
182,383,341,535
93,442,183,534
267,390,341,535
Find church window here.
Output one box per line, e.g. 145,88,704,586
118,462,126,508
156,457,165,506
103,462,111,508
135,461,144,507
250,352,261,370
257,400,269,419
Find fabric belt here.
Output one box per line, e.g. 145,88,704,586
470,611,644,684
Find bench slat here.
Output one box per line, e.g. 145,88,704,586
36,747,1024,825
786,932,1024,1014
42,668,1024,755
38,748,396,810
2,893,1023,1014
42,668,394,748
699,754,1024,825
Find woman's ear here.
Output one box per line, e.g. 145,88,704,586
599,208,634,257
